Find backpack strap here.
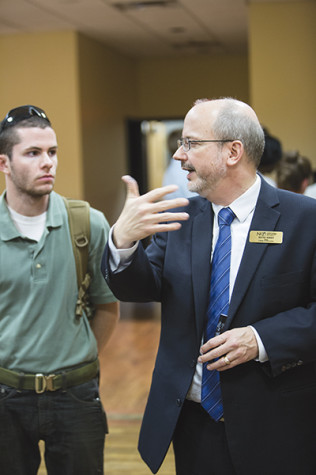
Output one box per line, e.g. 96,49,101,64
62,197,92,318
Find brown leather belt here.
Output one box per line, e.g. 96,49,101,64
0,359,99,394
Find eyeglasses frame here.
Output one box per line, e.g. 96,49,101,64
177,138,238,152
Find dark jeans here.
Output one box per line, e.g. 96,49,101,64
0,378,108,475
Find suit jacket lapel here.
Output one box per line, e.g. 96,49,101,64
191,199,213,342
226,180,281,329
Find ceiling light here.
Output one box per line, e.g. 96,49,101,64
111,0,178,12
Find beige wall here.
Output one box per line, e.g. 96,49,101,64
0,31,83,197
77,34,139,224
249,1,316,165
137,54,249,118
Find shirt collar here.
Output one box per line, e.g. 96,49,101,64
0,191,64,241
45,191,64,229
212,174,261,223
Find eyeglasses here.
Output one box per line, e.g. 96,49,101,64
177,138,236,152
0,105,50,131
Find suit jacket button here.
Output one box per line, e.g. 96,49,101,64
176,398,182,407
190,359,196,368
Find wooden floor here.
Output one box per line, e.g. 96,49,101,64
38,302,176,474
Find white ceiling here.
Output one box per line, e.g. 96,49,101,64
0,0,306,58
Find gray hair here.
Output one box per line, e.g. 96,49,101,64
194,98,265,168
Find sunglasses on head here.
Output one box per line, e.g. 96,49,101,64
0,105,51,131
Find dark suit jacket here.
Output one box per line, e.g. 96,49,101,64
102,178,316,475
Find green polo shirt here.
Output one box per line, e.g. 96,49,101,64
0,191,116,374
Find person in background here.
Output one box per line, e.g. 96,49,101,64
277,150,312,193
257,127,283,186
162,128,198,199
305,168,316,199
102,97,316,475
0,105,119,475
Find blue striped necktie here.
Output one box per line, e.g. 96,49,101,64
201,207,235,421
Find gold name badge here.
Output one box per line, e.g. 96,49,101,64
249,230,283,244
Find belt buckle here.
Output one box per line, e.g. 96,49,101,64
35,373,46,393
46,374,56,391
35,373,56,393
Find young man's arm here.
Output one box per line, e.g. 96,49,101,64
90,301,120,355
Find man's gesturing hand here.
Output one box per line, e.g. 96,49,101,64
113,175,190,249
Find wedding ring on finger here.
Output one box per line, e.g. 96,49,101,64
223,355,231,365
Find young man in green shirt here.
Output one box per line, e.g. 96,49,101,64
0,105,119,475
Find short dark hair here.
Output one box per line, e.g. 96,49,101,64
258,128,283,173
0,106,52,159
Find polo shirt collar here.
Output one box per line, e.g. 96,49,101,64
45,191,64,229
0,191,64,241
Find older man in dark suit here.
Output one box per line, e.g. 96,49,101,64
102,98,316,475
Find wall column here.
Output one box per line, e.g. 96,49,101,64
248,1,316,164
0,31,83,197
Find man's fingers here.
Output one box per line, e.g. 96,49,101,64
146,184,188,204
145,212,189,229
121,175,140,199
145,221,184,234
156,196,189,212
147,184,178,200
200,334,225,354
121,177,187,208
158,211,189,223
198,328,259,371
